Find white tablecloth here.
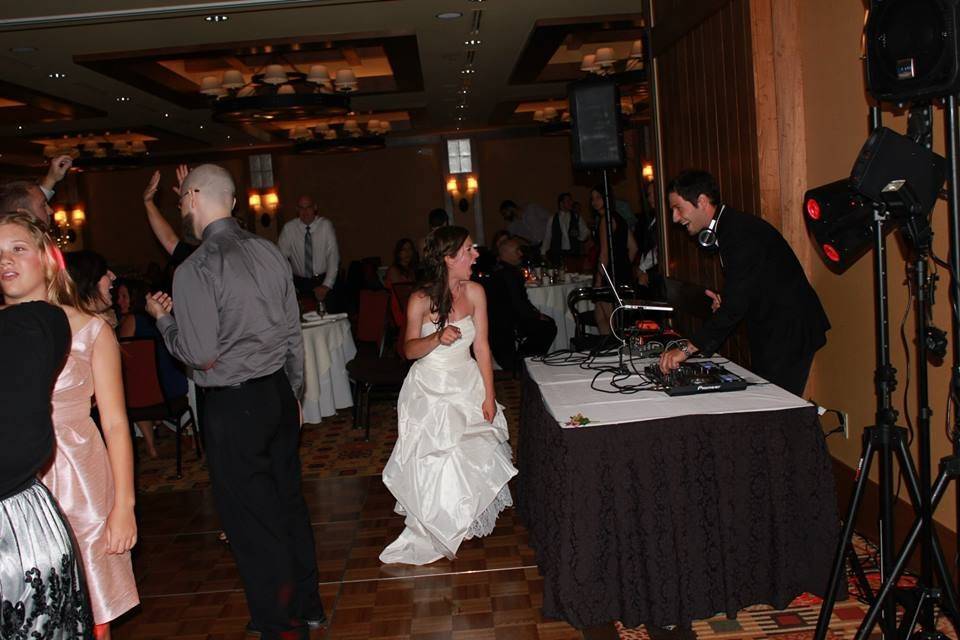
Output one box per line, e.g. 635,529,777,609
525,355,810,427
301,316,357,423
525,278,593,353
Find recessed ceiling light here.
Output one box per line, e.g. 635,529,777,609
48,72,67,79
436,11,462,20
17,125,23,130
163,113,170,118
465,39,482,46
226,135,231,140
116,96,130,102
9,46,36,53
205,15,228,22
199,124,204,129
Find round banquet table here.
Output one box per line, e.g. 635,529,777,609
525,277,593,353
301,315,357,423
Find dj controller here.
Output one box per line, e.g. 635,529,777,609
643,361,748,396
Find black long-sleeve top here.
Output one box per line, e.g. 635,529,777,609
0,301,70,500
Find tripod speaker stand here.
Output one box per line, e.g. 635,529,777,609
810,106,960,640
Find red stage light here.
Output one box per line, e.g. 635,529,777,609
806,198,821,220
823,244,841,263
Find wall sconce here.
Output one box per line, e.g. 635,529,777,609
263,191,279,213
642,163,654,182
446,177,459,195
248,192,262,212
466,176,478,193
50,205,79,248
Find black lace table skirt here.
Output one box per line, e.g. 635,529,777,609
517,375,841,629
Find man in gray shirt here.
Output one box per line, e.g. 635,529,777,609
146,164,323,639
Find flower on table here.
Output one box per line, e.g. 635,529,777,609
566,413,591,427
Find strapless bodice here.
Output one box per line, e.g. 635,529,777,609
419,316,475,368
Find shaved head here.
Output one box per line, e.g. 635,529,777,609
183,164,236,211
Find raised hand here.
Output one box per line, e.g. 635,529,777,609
47,155,73,183
172,164,189,197
143,170,160,203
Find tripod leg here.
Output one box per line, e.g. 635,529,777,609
930,531,960,632
814,435,878,640
854,470,953,640
846,543,875,603
895,430,960,634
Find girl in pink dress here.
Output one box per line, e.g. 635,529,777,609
0,214,139,639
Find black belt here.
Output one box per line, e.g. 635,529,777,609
200,368,283,392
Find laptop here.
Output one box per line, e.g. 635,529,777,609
599,263,674,312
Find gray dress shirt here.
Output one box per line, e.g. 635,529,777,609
157,217,305,397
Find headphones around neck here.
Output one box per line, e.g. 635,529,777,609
697,204,725,249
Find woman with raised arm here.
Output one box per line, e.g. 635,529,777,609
0,214,139,639
380,226,517,565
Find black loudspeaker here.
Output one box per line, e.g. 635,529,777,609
865,0,960,103
569,79,625,170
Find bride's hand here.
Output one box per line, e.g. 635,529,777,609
437,325,461,346
482,396,496,422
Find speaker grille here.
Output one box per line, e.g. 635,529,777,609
569,80,625,170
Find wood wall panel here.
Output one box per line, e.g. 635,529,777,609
654,0,755,364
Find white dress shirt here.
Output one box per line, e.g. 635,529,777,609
542,209,591,252
278,216,339,289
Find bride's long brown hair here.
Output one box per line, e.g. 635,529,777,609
418,225,469,330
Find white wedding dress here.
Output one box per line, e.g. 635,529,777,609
380,315,518,565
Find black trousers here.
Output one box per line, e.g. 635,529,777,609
201,370,322,639
758,351,816,398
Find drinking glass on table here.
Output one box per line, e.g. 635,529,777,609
317,300,326,318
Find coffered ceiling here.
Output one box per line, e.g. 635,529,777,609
0,0,647,169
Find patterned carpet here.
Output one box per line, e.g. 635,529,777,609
615,534,955,640
134,375,524,493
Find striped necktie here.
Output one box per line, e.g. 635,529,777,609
304,225,314,276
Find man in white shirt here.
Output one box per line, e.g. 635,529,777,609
0,155,73,224
542,192,590,264
277,195,340,306
499,199,551,248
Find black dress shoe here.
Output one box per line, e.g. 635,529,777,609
305,615,327,628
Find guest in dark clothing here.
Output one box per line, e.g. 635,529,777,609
487,238,558,369
543,192,590,265
116,278,189,459
591,186,638,334
143,167,197,292
658,169,830,396
0,301,93,639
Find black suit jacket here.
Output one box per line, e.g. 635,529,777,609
692,208,830,381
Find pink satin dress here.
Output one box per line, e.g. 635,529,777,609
40,316,139,624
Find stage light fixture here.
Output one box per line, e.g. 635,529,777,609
804,126,945,272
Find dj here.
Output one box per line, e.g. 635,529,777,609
657,170,830,396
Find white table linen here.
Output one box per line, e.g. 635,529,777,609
525,355,811,427
525,276,592,353
301,315,357,423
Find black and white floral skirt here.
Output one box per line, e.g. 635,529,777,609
0,480,93,639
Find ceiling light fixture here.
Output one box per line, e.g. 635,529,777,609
292,119,390,154
48,72,67,79
202,59,353,124
205,15,229,22
465,39,481,46
116,96,130,102
580,40,646,77
436,11,463,20
36,131,153,171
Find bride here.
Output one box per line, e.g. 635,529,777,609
380,226,518,565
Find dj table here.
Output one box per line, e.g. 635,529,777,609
516,356,840,629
